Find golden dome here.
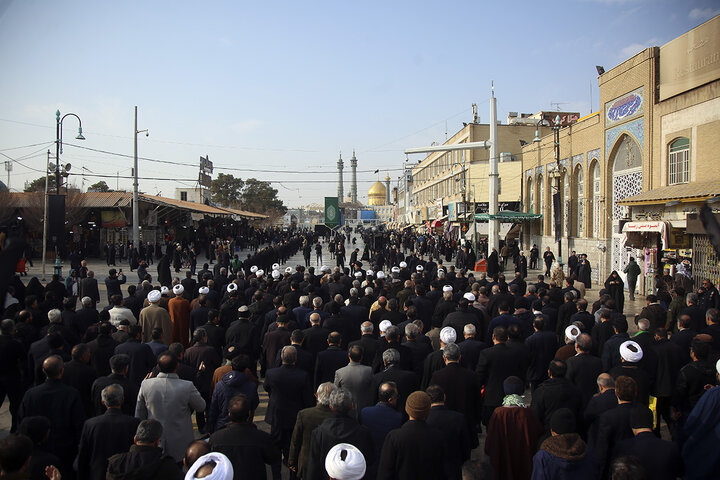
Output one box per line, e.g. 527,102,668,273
368,181,387,206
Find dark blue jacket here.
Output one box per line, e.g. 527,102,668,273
207,370,259,433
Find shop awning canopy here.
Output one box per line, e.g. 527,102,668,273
474,210,543,222
430,216,447,228
621,220,669,250
617,180,720,206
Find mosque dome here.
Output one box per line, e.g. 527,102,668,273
368,181,387,206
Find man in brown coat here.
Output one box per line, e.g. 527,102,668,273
139,290,173,345
169,284,191,346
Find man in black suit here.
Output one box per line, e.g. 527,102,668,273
264,346,314,464
612,406,683,480
62,343,98,418
681,292,707,333
314,331,348,388
442,299,481,343
566,333,603,410
428,342,481,448
458,324,488,372
79,271,100,305
180,271,197,302
302,312,331,360
476,326,530,425
91,354,138,416
372,325,413,373
87,322,119,377
371,348,420,414
114,325,156,386
349,321,381,367
17,355,86,478
72,297,99,339
77,384,140,480
588,375,637,476
122,285,143,321
426,384,473,480
209,393,281,480
525,316,558,391
531,359,582,437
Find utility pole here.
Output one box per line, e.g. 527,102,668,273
553,115,563,267
41,150,51,281
133,106,148,248
488,85,499,253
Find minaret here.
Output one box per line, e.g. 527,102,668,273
337,152,344,201
350,150,358,204
385,173,391,205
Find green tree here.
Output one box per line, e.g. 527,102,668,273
241,178,287,214
24,175,56,192
211,173,245,207
87,181,111,192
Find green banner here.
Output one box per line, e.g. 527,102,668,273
325,197,339,228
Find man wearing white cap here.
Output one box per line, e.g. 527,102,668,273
325,443,366,480
555,324,582,363
442,297,480,344
169,283,192,346
610,340,651,406
139,290,173,345
421,326,457,389
184,451,234,480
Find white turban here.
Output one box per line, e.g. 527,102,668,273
716,358,720,375
399,261,407,268
256,269,264,277
272,270,280,279
321,265,329,272
391,266,400,273
160,286,169,295
250,265,258,273
379,320,392,334
172,284,184,295
226,283,237,293
437,269,445,277
565,325,580,342
199,286,210,295
285,266,293,274
376,271,385,279
440,326,457,344
443,285,453,292
325,443,366,480
463,292,475,302
184,452,233,480
620,340,643,363
147,290,161,303
366,271,374,277
416,265,424,272
354,272,363,278
272,263,280,271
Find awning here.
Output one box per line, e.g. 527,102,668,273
621,221,669,250
474,210,543,222
618,180,720,206
430,217,446,228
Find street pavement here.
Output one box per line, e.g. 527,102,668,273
1,239,652,477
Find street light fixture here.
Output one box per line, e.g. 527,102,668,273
56,110,85,194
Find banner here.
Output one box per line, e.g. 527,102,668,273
553,192,561,243
324,197,339,228
101,210,127,228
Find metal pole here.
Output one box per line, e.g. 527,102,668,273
133,106,140,248
55,110,61,195
488,87,499,252
41,150,50,281
555,117,563,267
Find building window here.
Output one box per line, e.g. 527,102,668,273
591,160,601,238
575,167,584,236
180,191,188,201
668,137,690,185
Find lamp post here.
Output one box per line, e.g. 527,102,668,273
533,115,563,266
133,106,149,248
55,110,85,194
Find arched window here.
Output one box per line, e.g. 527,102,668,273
668,137,690,185
575,166,584,236
537,174,544,235
591,161,601,238
527,178,534,213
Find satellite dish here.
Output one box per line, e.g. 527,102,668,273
64,163,71,172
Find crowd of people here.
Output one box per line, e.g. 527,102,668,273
0,228,719,480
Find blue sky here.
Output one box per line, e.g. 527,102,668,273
0,0,717,207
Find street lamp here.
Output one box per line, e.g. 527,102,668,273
533,115,563,266
55,110,85,194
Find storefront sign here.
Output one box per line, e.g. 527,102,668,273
605,87,644,127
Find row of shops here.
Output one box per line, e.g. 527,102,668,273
1,191,267,259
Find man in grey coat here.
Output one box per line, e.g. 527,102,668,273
334,344,374,414
135,351,206,462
